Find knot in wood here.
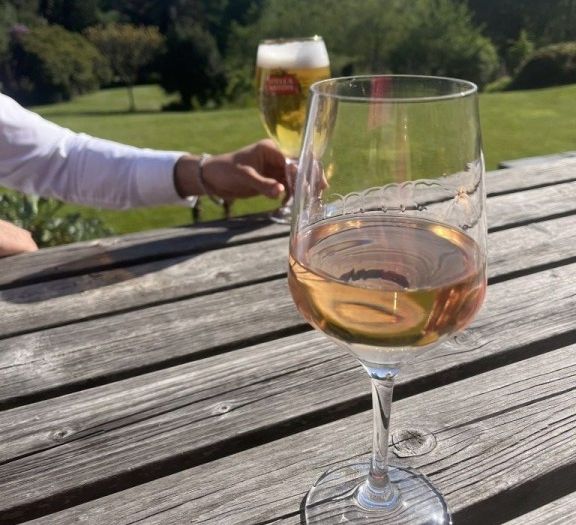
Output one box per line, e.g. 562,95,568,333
392,428,437,457
215,271,232,282
50,426,75,442
445,330,482,349
216,403,231,414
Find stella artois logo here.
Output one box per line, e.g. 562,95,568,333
265,73,301,95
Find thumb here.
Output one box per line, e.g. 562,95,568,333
238,164,285,198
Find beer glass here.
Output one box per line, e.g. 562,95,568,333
288,75,487,523
256,36,330,223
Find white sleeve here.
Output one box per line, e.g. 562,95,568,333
0,94,188,209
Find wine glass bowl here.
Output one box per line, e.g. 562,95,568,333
288,75,487,523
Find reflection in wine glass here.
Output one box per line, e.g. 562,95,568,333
288,75,487,524
255,36,330,223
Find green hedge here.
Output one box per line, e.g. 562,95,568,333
510,42,576,90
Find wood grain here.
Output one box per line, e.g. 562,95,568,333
0,216,288,288
0,211,575,406
0,190,575,340
24,342,576,524
487,180,576,230
0,159,575,523
1,262,576,521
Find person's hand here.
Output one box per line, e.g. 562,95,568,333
0,219,38,257
173,139,286,201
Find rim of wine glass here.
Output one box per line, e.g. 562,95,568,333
259,35,324,45
310,74,478,103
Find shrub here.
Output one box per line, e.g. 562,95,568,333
0,193,113,248
509,42,576,90
5,24,110,105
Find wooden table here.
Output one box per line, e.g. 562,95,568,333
1,158,576,525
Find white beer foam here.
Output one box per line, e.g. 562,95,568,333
257,38,329,69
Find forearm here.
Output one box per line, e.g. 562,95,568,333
0,95,188,209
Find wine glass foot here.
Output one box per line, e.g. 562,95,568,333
305,461,452,524
269,205,292,224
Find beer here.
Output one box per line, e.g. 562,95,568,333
256,37,330,159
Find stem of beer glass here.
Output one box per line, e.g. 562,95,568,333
356,366,399,509
283,157,298,206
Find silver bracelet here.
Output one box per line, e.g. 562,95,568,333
196,153,224,206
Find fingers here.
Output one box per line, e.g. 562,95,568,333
240,139,288,184
0,219,38,257
198,140,289,201
236,164,285,199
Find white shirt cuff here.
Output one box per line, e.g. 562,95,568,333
133,149,188,207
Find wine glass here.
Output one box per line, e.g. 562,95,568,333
255,36,330,223
288,75,487,524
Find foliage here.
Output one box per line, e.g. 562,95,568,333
230,0,498,88
466,0,576,50
505,30,534,74
510,42,576,90
389,0,499,88
2,0,576,105
100,0,264,53
0,0,17,63
0,193,113,247
4,24,110,105
1,0,38,25
228,0,369,76
85,23,164,111
158,22,227,110
39,0,99,31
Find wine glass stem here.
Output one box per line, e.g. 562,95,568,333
357,367,399,509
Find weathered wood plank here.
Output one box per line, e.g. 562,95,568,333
487,180,576,230
0,207,574,407
1,262,576,521
501,492,576,525
0,211,575,406
1,183,576,339
498,151,576,169
0,277,302,406
487,156,576,193
24,342,576,524
265,517,301,525
1,158,575,288
0,216,288,288
0,236,289,338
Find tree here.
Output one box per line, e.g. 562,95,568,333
466,0,576,49
506,30,534,74
85,23,164,112
39,0,99,31
389,0,499,88
159,23,227,110
5,24,110,105
0,1,18,62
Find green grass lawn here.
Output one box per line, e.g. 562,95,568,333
30,83,576,235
